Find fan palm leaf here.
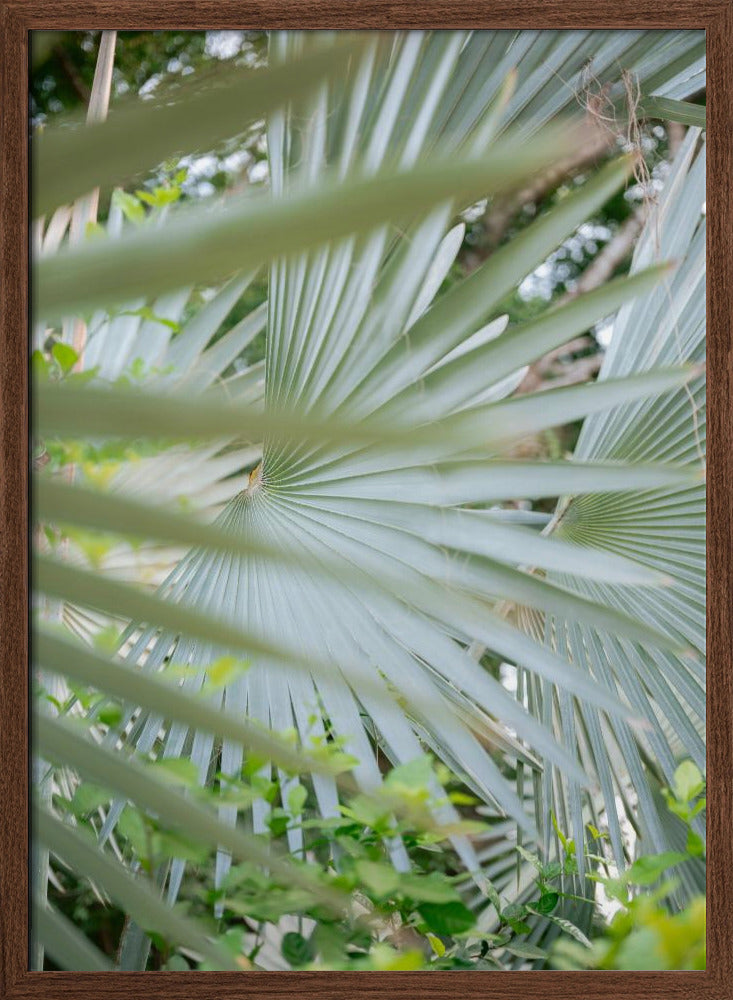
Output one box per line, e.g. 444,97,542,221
33,29,706,968
519,128,705,875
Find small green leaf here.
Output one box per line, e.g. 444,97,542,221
52,342,79,375
448,791,478,805
152,186,182,207
206,655,248,689
43,524,59,548
516,844,543,871
506,942,548,960
417,900,476,936
426,932,445,956
32,350,51,379
549,914,593,949
117,806,149,859
266,809,290,837
551,811,568,849
286,783,307,816
479,876,502,914
686,830,705,857
501,902,527,922
371,943,425,970
135,189,159,206
281,931,314,968
112,189,145,224
354,860,400,897
626,851,688,886
84,221,106,240
536,891,559,914
68,783,111,817
542,861,563,880
673,761,705,804
96,704,123,727
384,755,434,791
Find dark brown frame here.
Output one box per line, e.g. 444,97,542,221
1,3,730,997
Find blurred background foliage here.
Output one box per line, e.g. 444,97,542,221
32,29,695,391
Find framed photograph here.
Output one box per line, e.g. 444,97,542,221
1,2,730,997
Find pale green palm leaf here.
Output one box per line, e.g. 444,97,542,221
33,31,706,969
518,129,705,882
55,34,701,902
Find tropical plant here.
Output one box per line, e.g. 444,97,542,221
552,761,706,971
464,126,706,956
32,29,705,970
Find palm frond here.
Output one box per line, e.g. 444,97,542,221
519,128,705,880
32,30,706,968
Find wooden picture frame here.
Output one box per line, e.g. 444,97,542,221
1,3,730,997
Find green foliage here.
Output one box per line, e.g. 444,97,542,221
44,735,707,970
553,762,706,971
45,750,598,970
